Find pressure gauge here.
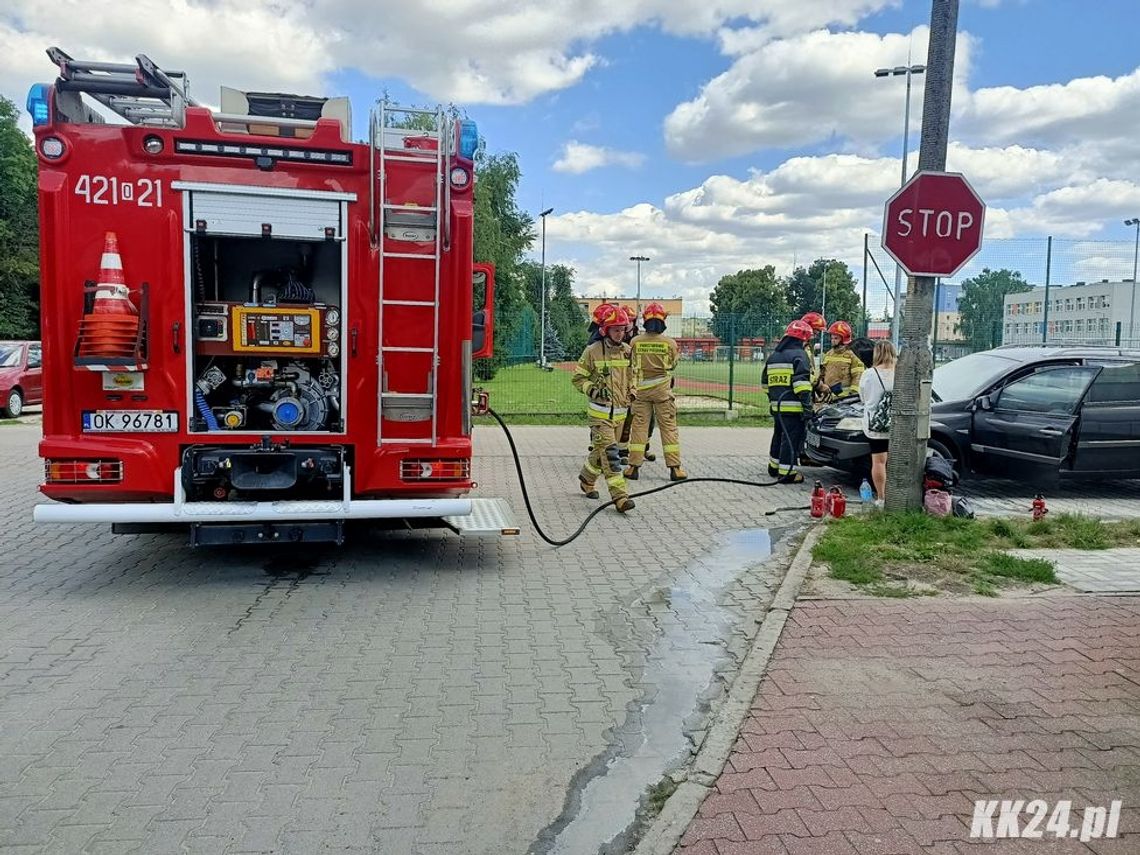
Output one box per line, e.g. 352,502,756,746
327,327,340,341
327,342,340,357
326,308,341,326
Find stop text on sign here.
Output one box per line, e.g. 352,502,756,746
893,208,975,241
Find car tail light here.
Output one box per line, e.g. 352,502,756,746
45,459,123,483
400,459,470,481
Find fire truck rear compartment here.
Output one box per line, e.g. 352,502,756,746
189,234,343,434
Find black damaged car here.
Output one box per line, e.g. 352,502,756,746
804,345,1140,483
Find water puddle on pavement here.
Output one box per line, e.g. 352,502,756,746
535,528,775,855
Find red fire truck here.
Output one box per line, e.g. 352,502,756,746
28,48,516,545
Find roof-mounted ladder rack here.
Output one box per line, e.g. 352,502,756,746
46,46,198,127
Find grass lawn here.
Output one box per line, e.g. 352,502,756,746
478,363,771,421
812,512,1140,597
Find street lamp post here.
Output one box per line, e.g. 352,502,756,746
1127,218,1140,343
539,207,554,367
629,255,650,317
875,63,926,346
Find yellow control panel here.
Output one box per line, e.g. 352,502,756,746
230,306,322,355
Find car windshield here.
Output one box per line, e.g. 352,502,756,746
0,345,22,368
932,351,1020,402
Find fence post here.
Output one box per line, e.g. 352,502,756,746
727,314,736,411
1042,235,1052,343
862,233,869,336
992,319,1001,349
1116,321,1122,347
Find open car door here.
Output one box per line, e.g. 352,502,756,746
969,365,1099,481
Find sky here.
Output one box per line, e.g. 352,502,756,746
3,0,1139,316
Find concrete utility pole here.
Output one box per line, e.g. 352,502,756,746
630,256,649,316
539,207,553,368
884,0,959,512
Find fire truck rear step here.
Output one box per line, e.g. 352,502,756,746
443,498,519,537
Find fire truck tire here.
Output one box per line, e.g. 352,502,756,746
3,388,23,418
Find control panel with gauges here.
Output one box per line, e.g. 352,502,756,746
195,303,342,359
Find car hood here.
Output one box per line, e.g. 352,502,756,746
815,399,863,420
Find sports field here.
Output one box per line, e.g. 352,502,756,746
479,361,770,416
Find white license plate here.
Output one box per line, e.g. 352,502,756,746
806,431,821,449
82,410,180,433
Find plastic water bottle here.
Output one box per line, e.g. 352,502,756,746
859,478,874,504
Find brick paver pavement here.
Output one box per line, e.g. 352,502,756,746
678,597,1140,854
0,423,806,855
1007,550,1140,593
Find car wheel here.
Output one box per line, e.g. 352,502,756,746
927,437,959,473
3,389,23,419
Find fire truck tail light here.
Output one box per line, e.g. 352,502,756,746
40,136,65,159
400,459,470,481
449,167,470,189
46,459,123,484
458,120,478,159
26,83,50,126
143,135,164,154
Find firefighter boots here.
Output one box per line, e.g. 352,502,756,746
615,497,636,513
623,465,640,480
670,466,688,481
579,477,599,500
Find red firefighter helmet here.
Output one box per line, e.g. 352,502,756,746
827,320,853,344
599,305,632,334
801,311,826,332
784,319,814,341
592,302,616,326
642,302,668,322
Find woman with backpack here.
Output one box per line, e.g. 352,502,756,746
859,340,897,506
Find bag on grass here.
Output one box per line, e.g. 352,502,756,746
924,489,953,517
953,496,976,519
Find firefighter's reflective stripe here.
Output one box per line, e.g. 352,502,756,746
793,380,814,394
573,366,591,377
637,375,670,390
606,473,626,489
629,442,647,453
589,401,627,418
595,359,631,369
584,460,602,475
662,443,680,454
765,362,794,386
771,401,804,413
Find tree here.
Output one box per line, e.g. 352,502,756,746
0,96,40,338
956,268,1032,350
709,266,790,344
472,149,535,378
785,259,864,330
520,261,587,361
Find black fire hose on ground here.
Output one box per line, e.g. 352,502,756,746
486,408,810,547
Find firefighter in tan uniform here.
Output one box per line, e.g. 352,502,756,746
572,306,636,513
624,303,687,482
817,320,864,404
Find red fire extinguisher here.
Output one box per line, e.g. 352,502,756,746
827,486,847,518
1031,494,1048,522
810,481,826,518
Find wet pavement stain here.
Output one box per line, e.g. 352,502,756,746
533,528,777,855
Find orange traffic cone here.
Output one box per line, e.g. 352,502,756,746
78,232,140,359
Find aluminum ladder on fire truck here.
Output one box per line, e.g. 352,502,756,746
45,47,197,126
371,101,448,446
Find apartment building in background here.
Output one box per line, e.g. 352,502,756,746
1001,279,1139,345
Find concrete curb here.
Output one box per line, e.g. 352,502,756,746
631,523,825,855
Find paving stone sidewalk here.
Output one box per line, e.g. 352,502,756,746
677,597,1140,855
1007,550,1140,594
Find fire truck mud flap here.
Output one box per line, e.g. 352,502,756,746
441,498,520,537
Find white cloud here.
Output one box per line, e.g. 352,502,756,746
0,0,902,112
553,141,645,174
665,26,975,161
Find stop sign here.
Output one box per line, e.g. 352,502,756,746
882,171,986,278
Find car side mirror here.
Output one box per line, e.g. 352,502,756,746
972,393,993,412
